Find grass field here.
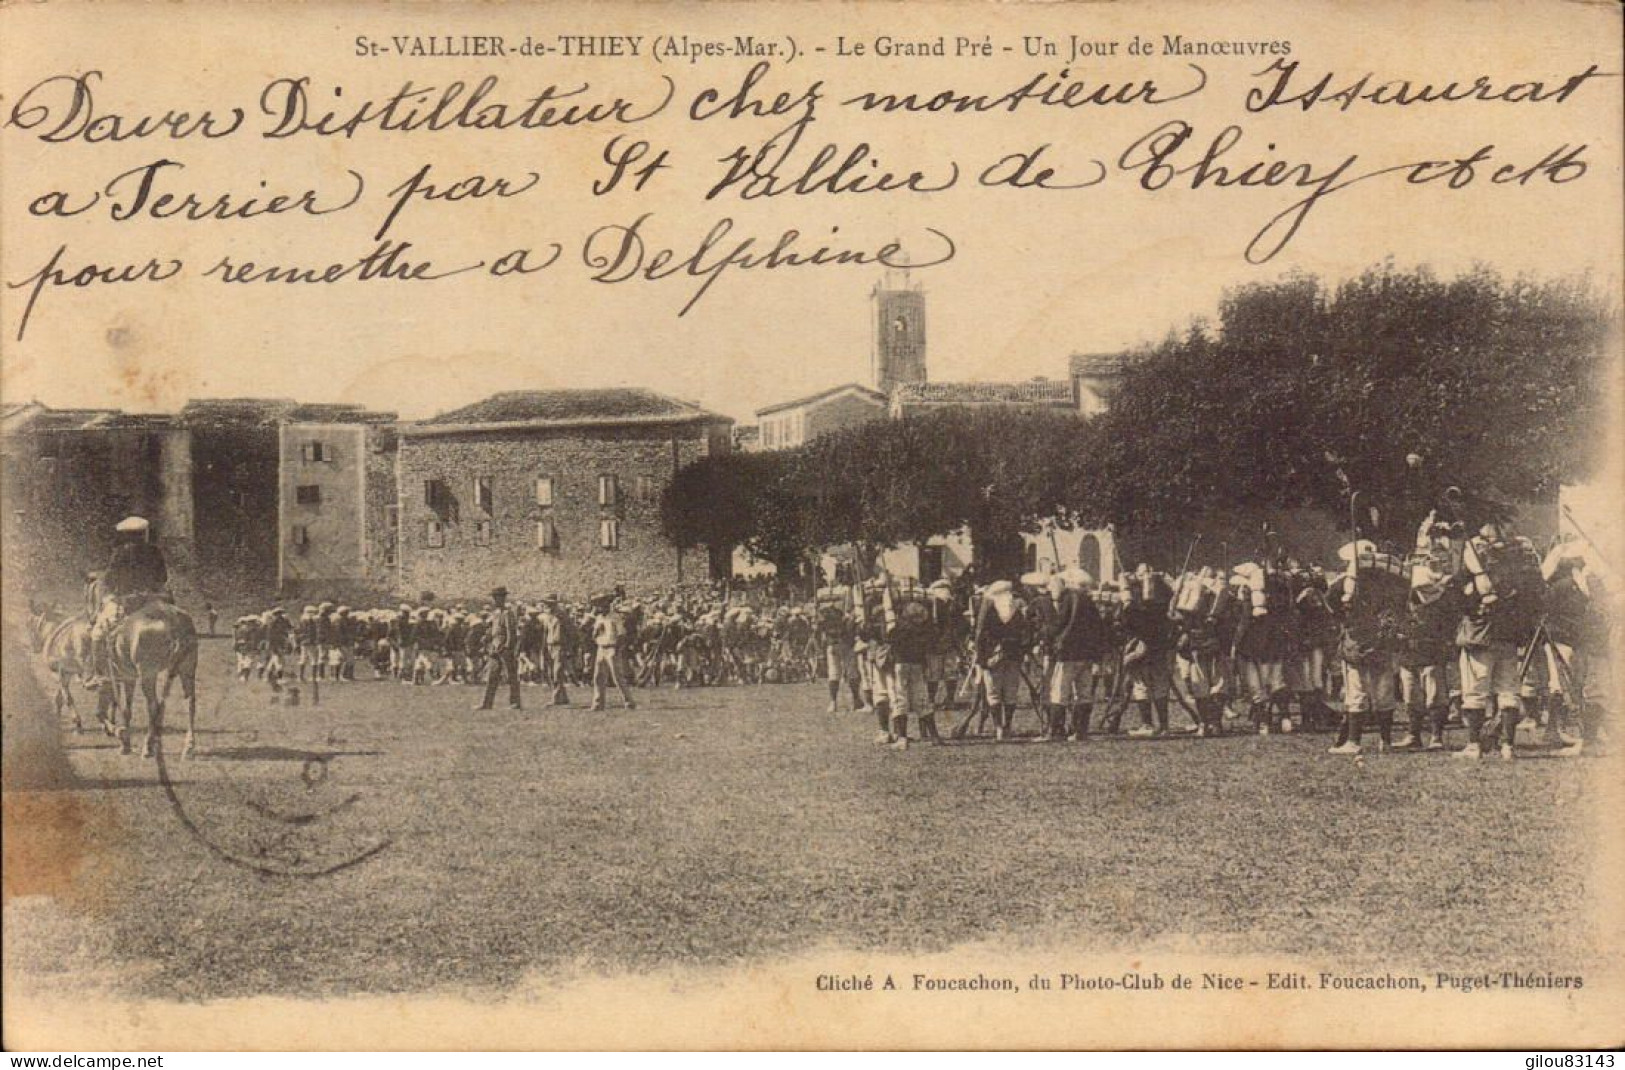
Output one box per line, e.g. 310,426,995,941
2,630,1607,1002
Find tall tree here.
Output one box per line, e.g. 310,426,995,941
1081,264,1619,545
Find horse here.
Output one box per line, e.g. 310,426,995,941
29,600,113,736
105,598,200,759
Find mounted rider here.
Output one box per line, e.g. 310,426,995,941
85,515,170,689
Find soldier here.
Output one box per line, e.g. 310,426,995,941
388,604,415,682
473,587,522,712
1232,561,1292,735
1116,566,1177,737
590,593,637,712
1455,520,1545,760
296,606,319,682
314,603,338,681
1172,567,1229,737
85,516,171,689
232,614,263,681
1540,541,1607,756
1326,540,1409,755
1050,567,1109,742
333,606,357,681
537,597,571,706
884,590,942,748
262,606,295,686
413,609,441,686
816,596,862,713
857,582,897,742
923,579,963,712
975,580,1029,741
1287,564,1338,731
1022,572,1063,741
1396,513,1461,750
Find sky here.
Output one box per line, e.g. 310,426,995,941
2,0,1620,423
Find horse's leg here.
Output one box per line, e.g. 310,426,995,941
183,673,198,758
142,674,163,759
117,682,134,754
58,669,83,733
160,667,195,759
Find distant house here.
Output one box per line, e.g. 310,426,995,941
398,388,733,599
1069,351,1135,417
754,383,888,451
889,378,1077,419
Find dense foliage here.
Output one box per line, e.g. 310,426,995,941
663,263,1619,574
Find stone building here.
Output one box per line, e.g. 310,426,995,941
754,384,888,451
397,388,733,600
277,413,399,596
1,403,194,586
180,399,396,595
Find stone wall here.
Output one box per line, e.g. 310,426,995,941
397,422,727,600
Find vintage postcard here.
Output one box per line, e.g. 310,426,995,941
2,0,1622,1052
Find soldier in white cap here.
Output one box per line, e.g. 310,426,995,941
975,579,1029,741
1049,567,1108,741
85,516,169,689
1455,519,1545,760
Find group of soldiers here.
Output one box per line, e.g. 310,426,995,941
229,584,835,711
219,509,1612,761
820,510,1612,758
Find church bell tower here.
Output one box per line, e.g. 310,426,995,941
871,269,927,393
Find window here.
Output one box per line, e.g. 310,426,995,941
598,474,619,507
474,475,493,516
295,484,322,506
534,476,554,507
635,475,658,504
423,478,456,521
473,519,493,546
599,518,620,550
425,519,446,548
291,524,310,547
536,517,559,551
383,536,398,568
301,441,329,464
385,504,399,531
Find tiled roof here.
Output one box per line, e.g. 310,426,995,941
1068,351,1136,378
755,383,888,418
21,408,123,432
287,403,397,424
88,413,182,430
891,379,1075,407
179,399,393,426
414,388,729,431
179,398,300,426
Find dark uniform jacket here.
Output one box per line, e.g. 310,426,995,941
1053,588,1109,662
106,542,168,598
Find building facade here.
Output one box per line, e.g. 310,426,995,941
277,416,399,595
397,389,733,600
754,384,888,451
1,404,195,587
